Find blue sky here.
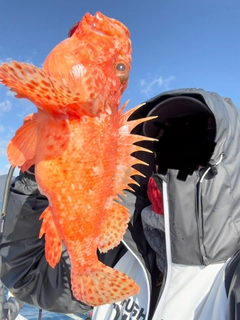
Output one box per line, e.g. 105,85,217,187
0,0,240,174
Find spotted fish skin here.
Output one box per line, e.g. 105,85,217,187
0,12,155,306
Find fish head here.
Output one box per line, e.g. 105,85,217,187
43,12,132,114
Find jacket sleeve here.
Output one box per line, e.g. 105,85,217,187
0,168,91,314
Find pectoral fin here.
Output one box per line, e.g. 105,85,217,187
0,61,96,117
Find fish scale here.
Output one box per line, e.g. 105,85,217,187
0,12,156,306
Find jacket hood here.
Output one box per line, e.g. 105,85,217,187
131,88,240,265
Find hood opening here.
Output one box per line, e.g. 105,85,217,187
143,96,216,181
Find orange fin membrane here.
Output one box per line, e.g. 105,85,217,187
71,260,139,306
7,112,38,171
0,61,94,116
98,200,130,252
39,206,62,268
98,102,157,252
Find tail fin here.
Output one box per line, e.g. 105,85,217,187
71,262,139,306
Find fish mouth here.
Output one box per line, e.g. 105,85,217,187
85,12,130,40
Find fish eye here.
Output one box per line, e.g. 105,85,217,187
115,63,126,72
115,61,129,83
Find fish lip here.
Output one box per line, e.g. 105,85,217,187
92,12,110,35
95,11,105,21
91,12,130,39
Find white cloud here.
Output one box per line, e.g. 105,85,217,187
140,75,175,96
0,100,12,112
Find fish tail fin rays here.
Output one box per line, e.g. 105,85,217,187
7,112,38,171
0,61,95,117
39,206,63,268
71,263,139,306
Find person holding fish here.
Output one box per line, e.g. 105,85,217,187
0,11,240,320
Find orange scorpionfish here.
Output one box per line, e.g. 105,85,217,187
0,12,155,306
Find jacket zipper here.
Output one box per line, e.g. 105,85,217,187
196,170,209,265
197,153,224,266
